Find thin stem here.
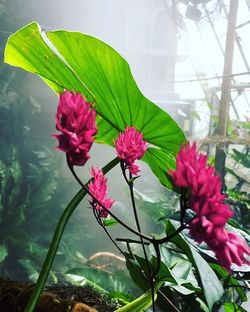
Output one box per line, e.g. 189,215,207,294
180,188,185,226
226,285,250,290
128,171,142,233
24,157,119,312
68,160,153,242
158,289,181,312
223,272,232,288
93,209,126,261
93,209,150,285
116,238,150,245
127,169,155,312
125,240,136,260
156,222,188,245
152,239,161,278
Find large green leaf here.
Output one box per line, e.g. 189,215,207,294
4,22,186,187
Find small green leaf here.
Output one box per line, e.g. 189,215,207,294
0,244,8,262
103,219,118,227
18,259,39,282
206,102,213,110
192,111,201,121
196,298,209,312
111,291,135,305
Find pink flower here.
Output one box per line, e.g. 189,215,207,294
53,90,97,166
170,143,233,226
189,217,215,244
191,195,234,226
115,127,148,175
88,167,114,218
170,142,250,271
170,143,219,197
210,231,250,271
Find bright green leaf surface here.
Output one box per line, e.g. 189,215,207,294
4,22,186,187
223,303,247,312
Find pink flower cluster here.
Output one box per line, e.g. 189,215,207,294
170,143,250,271
115,127,148,175
53,90,97,166
88,167,114,218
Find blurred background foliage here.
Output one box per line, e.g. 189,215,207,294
0,8,69,282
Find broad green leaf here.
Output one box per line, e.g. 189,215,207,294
65,266,135,294
142,147,176,189
18,259,39,282
165,220,224,310
125,253,152,291
223,303,247,312
65,272,108,294
4,22,186,187
150,244,200,294
231,149,250,168
65,267,114,293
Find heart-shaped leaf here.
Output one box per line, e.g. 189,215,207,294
4,22,186,187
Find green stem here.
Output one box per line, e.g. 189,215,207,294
127,172,155,311
24,157,119,312
114,282,163,312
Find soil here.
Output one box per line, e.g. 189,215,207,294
0,278,118,312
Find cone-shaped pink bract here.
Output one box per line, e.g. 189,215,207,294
88,167,114,218
170,142,250,271
53,90,97,166
115,127,148,175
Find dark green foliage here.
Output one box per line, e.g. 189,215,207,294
0,85,61,281
226,146,250,233
0,2,68,281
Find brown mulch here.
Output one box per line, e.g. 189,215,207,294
0,278,118,312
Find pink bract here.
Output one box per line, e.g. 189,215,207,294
53,90,97,166
88,167,114,218
115,127,148,175
211,231,250,271
170,142,250,271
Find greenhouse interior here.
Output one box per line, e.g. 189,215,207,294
0,0,250,311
